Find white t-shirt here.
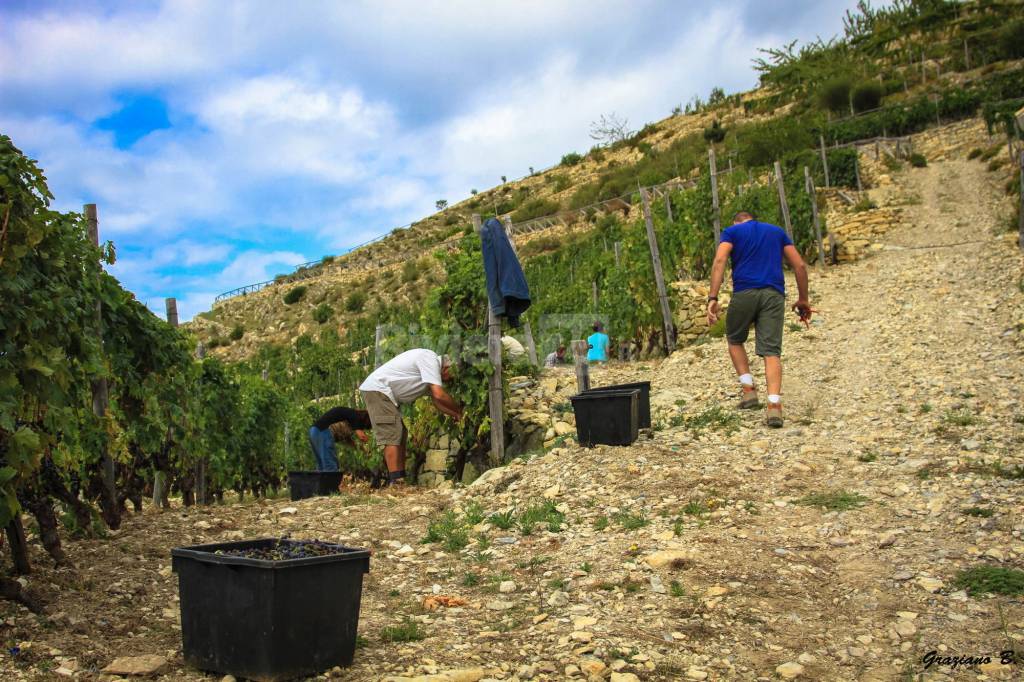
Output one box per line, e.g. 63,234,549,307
501,336,526,358
359,349,443,405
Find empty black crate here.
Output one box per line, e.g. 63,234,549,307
582,381,651,428
570,388,639,446
288,471,345,501
172,539,370,681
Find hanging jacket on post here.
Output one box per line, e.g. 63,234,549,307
480,217,531,327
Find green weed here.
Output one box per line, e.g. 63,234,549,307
380,617,426,642
857,451,878,463
669,580,686,598
518,500,564,536
489,510,515,529
683,405,741,434
943,409,978,427
593,515,609,531
613,511,649,530
962,507,994,518
796,490,867,511
462,572,481,587
682,500,709,516
463,500,486,525
953,565,1024,596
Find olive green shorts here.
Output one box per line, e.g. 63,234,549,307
725,287,785,357
361,390,407,446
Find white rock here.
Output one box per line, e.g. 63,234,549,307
775,662,805,679
499,581,517,594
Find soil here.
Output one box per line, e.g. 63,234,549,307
1,156,1022,681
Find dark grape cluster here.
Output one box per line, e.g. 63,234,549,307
215,538,348,561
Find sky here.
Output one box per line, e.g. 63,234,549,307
1,0,867,321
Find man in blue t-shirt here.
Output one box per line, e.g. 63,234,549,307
706,211,811,428
587,323,610,363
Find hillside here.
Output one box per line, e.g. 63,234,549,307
186,0,1024,366
3,153,1022,680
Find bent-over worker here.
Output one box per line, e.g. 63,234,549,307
358,349,463,485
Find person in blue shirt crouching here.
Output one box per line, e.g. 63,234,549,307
706,211,811,428
587,322,610,363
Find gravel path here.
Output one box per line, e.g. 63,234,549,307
1,157,1021,681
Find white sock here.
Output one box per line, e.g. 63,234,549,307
739,373,754,387
767,394,781,404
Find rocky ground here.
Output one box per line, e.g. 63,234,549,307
1,157,1023,681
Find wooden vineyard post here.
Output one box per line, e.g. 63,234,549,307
1018,151,1024,252
571,339,590,393
709,148,721,242
639,188,676,354
665,191,673,223
773,161,793,239
150,298,179,510
195,337,209,505
374,324,383,368
804,166,826,268
614,242,621,267
475,214,504,465
500,216,538,366
592,281,598,310
819,135,830,188
854,151,863,192
85,204,121,530
963,39,970,70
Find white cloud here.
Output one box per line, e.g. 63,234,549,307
1,0,865,322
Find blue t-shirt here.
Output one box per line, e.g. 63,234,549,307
587,332,609,362
719,220,793,295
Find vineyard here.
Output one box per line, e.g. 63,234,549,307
1,0,1023,654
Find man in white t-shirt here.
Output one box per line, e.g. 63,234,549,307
359,349,463,485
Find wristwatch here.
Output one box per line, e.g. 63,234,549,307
707,296,718,301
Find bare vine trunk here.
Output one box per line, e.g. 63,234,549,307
21,490,67,566
4,516,31,575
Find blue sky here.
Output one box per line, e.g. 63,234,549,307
0,0,867,321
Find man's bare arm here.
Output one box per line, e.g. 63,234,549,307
783,245,809,304
429,384,463,420
708,241,732,299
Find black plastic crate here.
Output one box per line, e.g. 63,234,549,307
582,381,651,428
570,388,640,446
288,471,345,501
172,538,370,681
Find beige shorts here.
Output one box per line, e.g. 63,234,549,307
361,391,407,446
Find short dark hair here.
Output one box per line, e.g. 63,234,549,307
593,322,603,332
732,210,754,223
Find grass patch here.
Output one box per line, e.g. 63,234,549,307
857,451,878,463
580,562,592,573
462,572,481,587
669,580,686,598
963,459,1024,480
682,500,709,516
422,510,470,553
547,577,568,590
795,490,867,511
515,555,551,570
682,405,741,435
489,510,514,530
953,565,1024,596
962,507,994,518
909,152,927,168
463,500,485,525
518,500,564,536
380,617,426,642
613,511,649,530
943,409,978,427
592,515,609,531
920,402,933,414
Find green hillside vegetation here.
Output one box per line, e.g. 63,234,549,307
184,0,1023,478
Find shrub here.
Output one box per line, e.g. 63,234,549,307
549,173,572,192
229,324,244,341
435,199,448,211
511,197,560,223
341,291,365,315
589,146,606,162
967,147,983,160
909,153,927,168
997,20,1024,60
703,119,727,144
320,255,335,265
402,260,420,283
560,152,583,167
313,303,333,323
207,337,224,349
819,77,852,114
283,286,307,304
851,81,884,113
